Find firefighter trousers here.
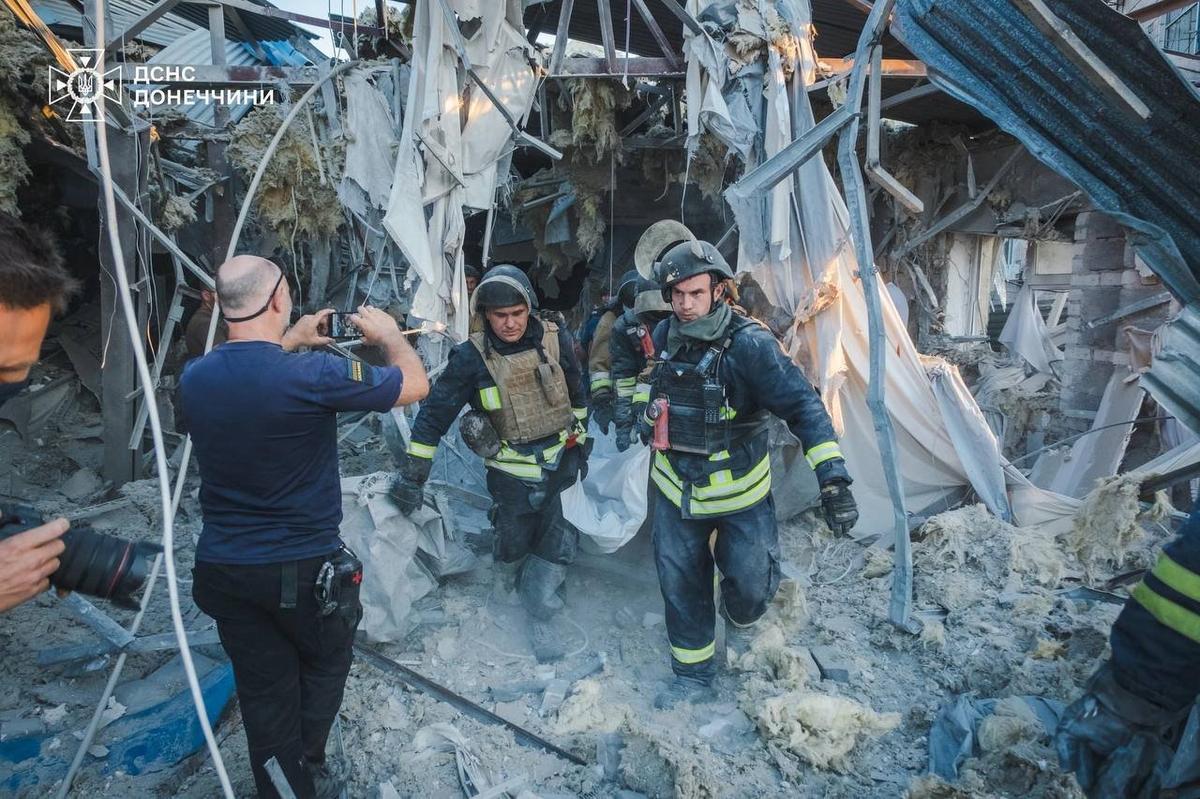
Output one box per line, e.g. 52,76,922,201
487,446,583,619
652,493,781,681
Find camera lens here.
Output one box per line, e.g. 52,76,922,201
53,525,161,609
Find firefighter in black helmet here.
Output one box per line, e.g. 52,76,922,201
587,269,639,434
391,265,589,663
639,239,859,708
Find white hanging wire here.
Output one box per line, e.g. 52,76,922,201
88,3,234,795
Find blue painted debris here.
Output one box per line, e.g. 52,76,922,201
0,660,235,793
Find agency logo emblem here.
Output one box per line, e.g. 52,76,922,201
48,49,122,122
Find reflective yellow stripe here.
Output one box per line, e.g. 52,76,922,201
633,384,650,403
1133,583,1200,644
689,469,772,516
653,452,683,488
486,434,572,479
616,378,636,398
485,459,543,480
720,405,737,420
652,466,683,506
709,450,730,462
692,455,770,500
710,470,733,485
493,444,537,464
805,441,843,469
590,375,612,391
407,441,437,459
670,641,715,664
1152,554,1200,604
573,407,588,421
479,386,502,411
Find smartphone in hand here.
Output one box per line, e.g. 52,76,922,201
325,312,361,340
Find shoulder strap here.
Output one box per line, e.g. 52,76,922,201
540,321,561,363
469,330,487,356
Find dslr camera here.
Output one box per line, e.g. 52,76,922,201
0,503,160,609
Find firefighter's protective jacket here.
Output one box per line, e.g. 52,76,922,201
611,307,656,430
646,312,849,518
408,316,587,481
1110,510,1200,713
587,306,620,397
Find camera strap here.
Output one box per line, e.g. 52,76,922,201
280,560,298,609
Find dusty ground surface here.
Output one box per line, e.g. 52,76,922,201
0,368,1177,798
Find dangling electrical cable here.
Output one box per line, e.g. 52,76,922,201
608,147,615,295
89,3,234,795
622,0,632,86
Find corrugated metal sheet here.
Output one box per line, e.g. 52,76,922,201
33,0,311,48
892,0,1200,305
33,0,200,47
146,28,263,126
1143,303,1200,436
171,1,314,45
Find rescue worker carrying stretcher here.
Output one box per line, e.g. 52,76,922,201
587,269,639,434
391,265,589,663
639,238,860,708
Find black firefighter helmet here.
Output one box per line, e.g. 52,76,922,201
653,240,734,302
470,264,537,315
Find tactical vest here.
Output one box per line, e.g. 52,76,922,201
470,323,574,444
650,318,767,455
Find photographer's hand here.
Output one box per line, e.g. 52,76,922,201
352,306,429,406
282,308,335,352
0,518,68,612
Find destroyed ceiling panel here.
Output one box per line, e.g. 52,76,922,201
170,1,316,45
891,0,1200,305
33,0,309,47
33,0,200,47
523,0,912,60
147,28,277,126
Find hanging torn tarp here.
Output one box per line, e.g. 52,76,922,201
712,0,1013,535
384,0,539,343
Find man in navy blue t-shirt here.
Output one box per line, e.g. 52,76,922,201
181,255,427,799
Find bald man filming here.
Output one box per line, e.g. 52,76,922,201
180,255,428,799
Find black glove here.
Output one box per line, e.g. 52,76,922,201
1055,663,1182,797
390,476,423,516
820,479,858,536
592,400,614,435
391,452,432,516
579,436,594,481
615,423,632,452
636,409,654,447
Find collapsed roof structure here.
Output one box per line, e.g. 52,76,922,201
0,0,1197,796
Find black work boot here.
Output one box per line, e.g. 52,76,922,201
720,599,757,660
528,617,566,663
304,755,348,799
518,556,567,618
490,558,523,607
654,674,716,710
